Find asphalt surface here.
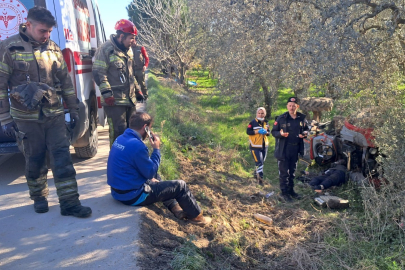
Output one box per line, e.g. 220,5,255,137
0,126,141,269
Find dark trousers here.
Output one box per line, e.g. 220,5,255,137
134,70,147,96
136,180,201,219
309,170,346,190
250,146,268,178
15,114,80,209
104,106,136,147
278,144,299,192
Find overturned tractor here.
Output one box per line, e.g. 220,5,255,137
300,97,334,122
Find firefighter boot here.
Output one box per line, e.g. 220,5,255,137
61,204,92,218
34,197,49,213
170,204,187,220
189,212,212,227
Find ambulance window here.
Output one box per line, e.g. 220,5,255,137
19,0,45,10
90,0,105,46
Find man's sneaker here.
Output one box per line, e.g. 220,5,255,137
290,189,303,200
189,212,212,227
279,193,293,203
170,204,187,220
34,198,49,213
61,205,92,218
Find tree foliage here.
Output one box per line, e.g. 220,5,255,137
127,0,194,84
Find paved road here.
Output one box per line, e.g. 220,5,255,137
0,126,141,270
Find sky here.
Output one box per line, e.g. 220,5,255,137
96,0,133,38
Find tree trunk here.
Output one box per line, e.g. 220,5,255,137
179,62,185,84
260,80,272,119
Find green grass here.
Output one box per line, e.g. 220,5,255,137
170,236,207,270
146,69,405,269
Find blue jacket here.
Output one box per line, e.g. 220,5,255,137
107,128,161,202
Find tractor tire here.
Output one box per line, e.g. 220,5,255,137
300,97,333,112
74,99,98,158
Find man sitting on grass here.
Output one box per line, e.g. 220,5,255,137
107,111,211,227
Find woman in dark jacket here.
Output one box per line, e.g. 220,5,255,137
246,107,270,185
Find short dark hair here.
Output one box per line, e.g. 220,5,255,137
116,30,132,40
129,112,153,130
27,6,57,27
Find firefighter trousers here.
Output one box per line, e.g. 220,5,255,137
15,114,80,209
134,70,148,96
104,105,136,147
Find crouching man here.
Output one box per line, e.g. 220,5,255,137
107,112,211,227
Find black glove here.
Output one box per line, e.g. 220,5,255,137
70,111,79,129
2,121,19,138
136,92,145,102
143,94,148,101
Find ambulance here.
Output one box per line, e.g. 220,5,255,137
0,0,106,158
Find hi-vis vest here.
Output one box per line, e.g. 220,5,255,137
248,119,269,148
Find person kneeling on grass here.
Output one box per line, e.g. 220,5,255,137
107,111,211,227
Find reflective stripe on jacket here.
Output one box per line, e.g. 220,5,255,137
0,24,76,123
247,118,269,149
92,35,139,106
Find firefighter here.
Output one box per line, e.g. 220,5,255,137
132,41,149,101
246,107,270,185
92,19,142,146
0,7,91,217
271,97,309,202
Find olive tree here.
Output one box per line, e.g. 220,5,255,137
127,0,195,84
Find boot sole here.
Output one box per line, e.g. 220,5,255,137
61,210,92,218
35,208,49,213
189,217,212,227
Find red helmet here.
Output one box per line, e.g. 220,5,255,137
114,19,137,35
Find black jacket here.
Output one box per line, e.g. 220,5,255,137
271,112,308,160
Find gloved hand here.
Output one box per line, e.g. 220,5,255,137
136,92,145,102
70,111,79,129
143,94,148,101
2,121,19,138
104,96,115,106
258,128,267,135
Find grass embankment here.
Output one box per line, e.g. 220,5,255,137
138,70,405,270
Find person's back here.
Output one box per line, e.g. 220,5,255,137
106,111,211,227
107,127,160,203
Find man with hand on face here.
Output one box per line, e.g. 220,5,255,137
0,7,91,217
107,112,212,227
271,97,309,202
93,19,142,147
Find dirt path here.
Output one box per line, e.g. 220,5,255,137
0,127,142,270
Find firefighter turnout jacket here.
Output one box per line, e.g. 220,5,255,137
247,118,270,149
0,24,77,124
92,35,140,106
132,45,149,71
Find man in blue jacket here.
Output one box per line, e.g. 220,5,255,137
107,112,211,227
271,97,309,202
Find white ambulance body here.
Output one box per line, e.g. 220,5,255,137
0,0,106,158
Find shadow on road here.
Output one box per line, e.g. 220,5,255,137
0,126,142,269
